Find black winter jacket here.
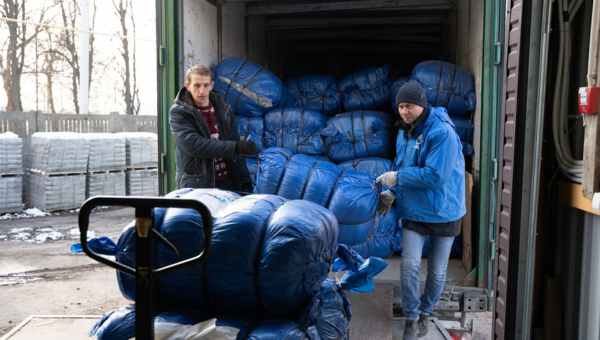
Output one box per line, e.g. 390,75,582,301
169,88,250,191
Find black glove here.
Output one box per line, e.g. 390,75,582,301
377,190,396,215
237,140,258,156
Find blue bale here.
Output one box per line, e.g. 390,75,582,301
286,75,341,115
214,58,283,117
255,149,379,245
352,210,402,258
234,115,264,150
263,108,328,155
339,66,390,111
115,189,240,307
321,111,392,163
338,157,392,179
450,116,474,144
411,60,476,116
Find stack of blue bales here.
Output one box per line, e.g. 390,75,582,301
255,148,380,247
338,65,390,111
409,60,476,156
95,188,353,339
285,75,342,115
214,57,284,183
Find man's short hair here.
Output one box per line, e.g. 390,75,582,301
185,65,212,85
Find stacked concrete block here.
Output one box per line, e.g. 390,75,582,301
126,168,159,196
26,171,86,211
84,133,127,198
0,132,24,213
119,132,159,196
26,132,89,211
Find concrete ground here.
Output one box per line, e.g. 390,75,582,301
0,208,492,339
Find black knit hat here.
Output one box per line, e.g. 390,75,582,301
395,80,428,109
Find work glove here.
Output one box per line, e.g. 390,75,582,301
237,140,258,156
376,171,398,188
377,190,396,215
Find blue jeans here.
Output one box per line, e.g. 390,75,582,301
401,228,455,320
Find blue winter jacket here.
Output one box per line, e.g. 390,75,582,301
391,106,466,223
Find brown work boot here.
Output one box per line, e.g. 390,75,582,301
417,314,430,337
404,319,418,340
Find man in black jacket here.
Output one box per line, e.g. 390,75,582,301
169,65,258,190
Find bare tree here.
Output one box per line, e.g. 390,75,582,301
39,29,65,114
0,0,48,112
51,0,96,114
114,0,140,115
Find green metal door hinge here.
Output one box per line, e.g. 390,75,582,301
159,46,167,66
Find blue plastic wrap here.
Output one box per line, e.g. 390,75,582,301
450,116,474,144
338,66,390,111
411,60,476,116
246,157,259,188
333,245,388,293
205,194,287,317
286,75,342,115
214,58,283,117
352,210,402,258
321,111,392,163
389,77,409,112
260,200,338,317
263,108,328,155
115,189,240,306
338,157,392,179
234,115,264,150
90,306,136,340
256,149,379,226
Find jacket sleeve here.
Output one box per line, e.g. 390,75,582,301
169,107,238,159
395,129,459,190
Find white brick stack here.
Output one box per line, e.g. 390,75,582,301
84,133,127,197
119,132,159,196
0,132,24,213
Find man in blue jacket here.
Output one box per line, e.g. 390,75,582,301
376,80,465,339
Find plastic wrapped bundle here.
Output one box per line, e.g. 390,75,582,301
117,132,158,168
389,77,409,111
286,75,341,115
234,115,264,150
338,66,390,111
0,132,23,174
83,133,126,171
263,108,327,155
92,279,350,340
338,157,392,179
352,210,402,258
255,148,380,245
0,176,23,213
411,60,476,116
450,116,474,144
116,188,241,305
116,192,338,320
245,157,259,188
321,111,392,163
214,58,283,117
28,132,89,173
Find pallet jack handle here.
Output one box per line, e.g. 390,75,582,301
78,196,213,340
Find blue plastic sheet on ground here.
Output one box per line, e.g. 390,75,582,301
352,210,402,258
338,157,392,179
321,111,392,163
389,77,409,112
255,148,380,228
70,236,117,255
263,107,328,155
234,115,264,150
339,66,390,111
214,58,283,117
286,75,342,115
411,60,476,116
333,244,388,293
